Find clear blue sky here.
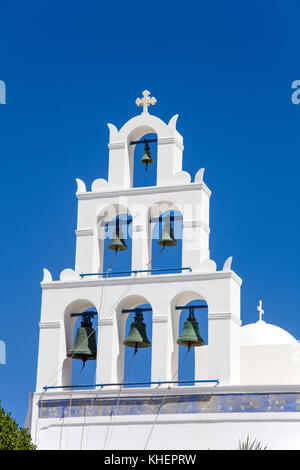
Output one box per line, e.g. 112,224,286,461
0,0,300,426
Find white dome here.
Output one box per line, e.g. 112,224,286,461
240,320,298,346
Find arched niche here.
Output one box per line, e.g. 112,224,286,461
130,132,158,188
148,201,183,275
170,291,208,384
107,113,183,188
96,204,132,275
125,121,163,188
63,299,98,387
115,295,152,386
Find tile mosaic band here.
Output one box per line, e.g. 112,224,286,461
38,392,300,418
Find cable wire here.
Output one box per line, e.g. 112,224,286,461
102,348,137,450
145,245,165,267
36,223,177,448
143,347,191,450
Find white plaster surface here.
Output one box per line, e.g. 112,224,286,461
29,105,300,450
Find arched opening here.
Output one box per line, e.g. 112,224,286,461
170,291,209,386
116,296,153,387
63,300,98,388
69,311,98,386
102,213,132,276
131,133,158,188
177,300,208,386
150,207,183,275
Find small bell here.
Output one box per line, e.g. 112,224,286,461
177,311,204,348
124,312,151,352
108,227,128,252
141,143,153,172
67,314,97,363
158,222,178,247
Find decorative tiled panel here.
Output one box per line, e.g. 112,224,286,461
39,392,300,418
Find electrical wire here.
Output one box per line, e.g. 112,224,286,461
39,228,164,393
143,347,191,450
35,255,117,446
56,250,114,451
63,361,86,450
99,240,167,450
145,245,165,267
67,250,118,448
81,368,98,450
35,222,176,448
57,246,116,450
102,348,137,450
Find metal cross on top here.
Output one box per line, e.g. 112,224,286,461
135,90,157,115
257,300,264,321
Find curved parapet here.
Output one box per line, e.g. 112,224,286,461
91,178,110,192
76,178,86,193
223,256,233,271
107,123,119,140
198,259,217,273
169,170,191,185
42,268,52,283
167,114,180,131
195,168,205,183
60,269,80,281
118,114,170,140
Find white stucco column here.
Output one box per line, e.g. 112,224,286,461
151,309,173,385
36,322,63,391
75,229,94,273
108,142,131,188
182,221,210,270
202,274,242,385
181,188,211,271
156,138,183,186
131,205,150,274
95,317,120,385
208,313,241,384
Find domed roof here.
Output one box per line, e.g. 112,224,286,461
240,320,298,346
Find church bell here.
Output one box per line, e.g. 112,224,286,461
67,314,97,363
108,226,128,252
177,312,204,349
141,143,153,171
123,311,151,352
158,221,178,247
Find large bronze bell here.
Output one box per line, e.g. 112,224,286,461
108,227,128,252
124,311,151,352
158,222,178,247
177,312,204,348
141,143,153,172
67,315,97,363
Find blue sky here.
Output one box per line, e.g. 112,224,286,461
0,0,300,426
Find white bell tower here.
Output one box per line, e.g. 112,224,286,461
28,91,242,450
